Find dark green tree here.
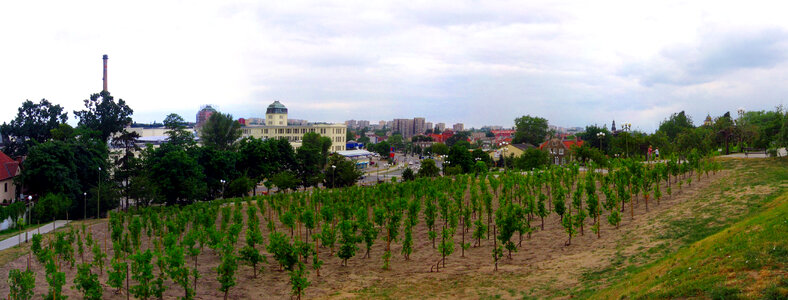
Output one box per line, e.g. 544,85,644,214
513,115,549,145
199,112,242,151
163,114,195,147
7,268,35,300
1,99,68,156
73,90,134,143
324,154,363,188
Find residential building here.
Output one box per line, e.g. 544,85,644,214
491,143,536,161
241,101,347,152
539,137,584,165
425,122,433,132
0,151,20,203
413,117,426,135
392,119,414,139
453,123,464,131
357,120,370,129
435,123,446,132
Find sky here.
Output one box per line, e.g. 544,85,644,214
2,0,788,132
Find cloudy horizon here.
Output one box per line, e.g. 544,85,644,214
2,0,787,132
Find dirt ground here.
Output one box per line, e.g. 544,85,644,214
0,167,749,299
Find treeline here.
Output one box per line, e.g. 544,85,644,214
1,93,361,223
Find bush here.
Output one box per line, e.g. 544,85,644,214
402,168,415,181
514,148,549,170
8,268,35,300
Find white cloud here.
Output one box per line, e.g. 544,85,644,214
2,0,788,132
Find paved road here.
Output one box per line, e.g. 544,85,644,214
0,220,71,251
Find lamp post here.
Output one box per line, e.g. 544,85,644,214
331,165,336,188
220,179,226,199
97,166,101,219
25,195,32,243
83,192,87,220
501,143,508,171
622,123,631,158
596,132,606,151
444,160,450,175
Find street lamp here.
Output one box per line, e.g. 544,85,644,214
25,195,32,243
97,166,101,219
596,132,606,151
622,123,632,158
220,179,226,199
331,165,336,188
83,192,87,220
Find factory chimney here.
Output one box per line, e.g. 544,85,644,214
102,54,108,92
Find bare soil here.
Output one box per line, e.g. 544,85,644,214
0,167,764,299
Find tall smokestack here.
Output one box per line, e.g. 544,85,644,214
102,54,108,92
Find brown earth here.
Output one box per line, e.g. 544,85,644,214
0,166,767,299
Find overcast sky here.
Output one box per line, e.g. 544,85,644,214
2,0,787,132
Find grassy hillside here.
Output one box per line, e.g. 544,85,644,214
592,189,788,299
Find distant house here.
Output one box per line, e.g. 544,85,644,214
0,151,20,203
492,143,536,161
539,138,584,165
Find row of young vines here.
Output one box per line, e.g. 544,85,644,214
7,154,721,299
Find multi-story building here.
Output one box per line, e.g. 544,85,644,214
435,123,446,132
413,117,425,135
425,122,433,132
392,118,414,138
345,119,357,129
196,105,216,128
241,101,347,152
357,120,370,129
453,123,464,131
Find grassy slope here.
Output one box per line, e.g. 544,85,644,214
592,182,788,299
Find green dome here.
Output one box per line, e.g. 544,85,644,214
266,101,288,114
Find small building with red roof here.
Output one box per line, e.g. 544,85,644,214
0,151,20,203
539,137,584,165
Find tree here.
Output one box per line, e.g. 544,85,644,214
373,141,391,157
145,143,206,205
216,242,238,300
324,155,363,188
31,193,71,224
200,112,242,150
445,131,470,147
1,99,68,156
578,125,612,153
402,168,416,181
74,262,103,300
514,148,550,170
163,114,195,147
270,171,299,192
448,143,473,173
74,90,134,143
417,159,440,178
513,115,549,145
130,250,155,300
431,143,449,156
111,129,141,210
714,112,735,155
7,269,35,300
297,132,331,188
657,111,694,141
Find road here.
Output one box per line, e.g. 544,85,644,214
0,220,71,251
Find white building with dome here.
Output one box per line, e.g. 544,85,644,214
241,101,347,152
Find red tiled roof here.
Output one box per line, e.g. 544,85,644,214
0,151,20,181
538,139,584,150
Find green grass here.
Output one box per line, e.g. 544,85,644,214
591,189,788,299
574,158,788,298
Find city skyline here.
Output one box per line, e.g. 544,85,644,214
2,1,788,132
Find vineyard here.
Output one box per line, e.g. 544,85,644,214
4,154,774,300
